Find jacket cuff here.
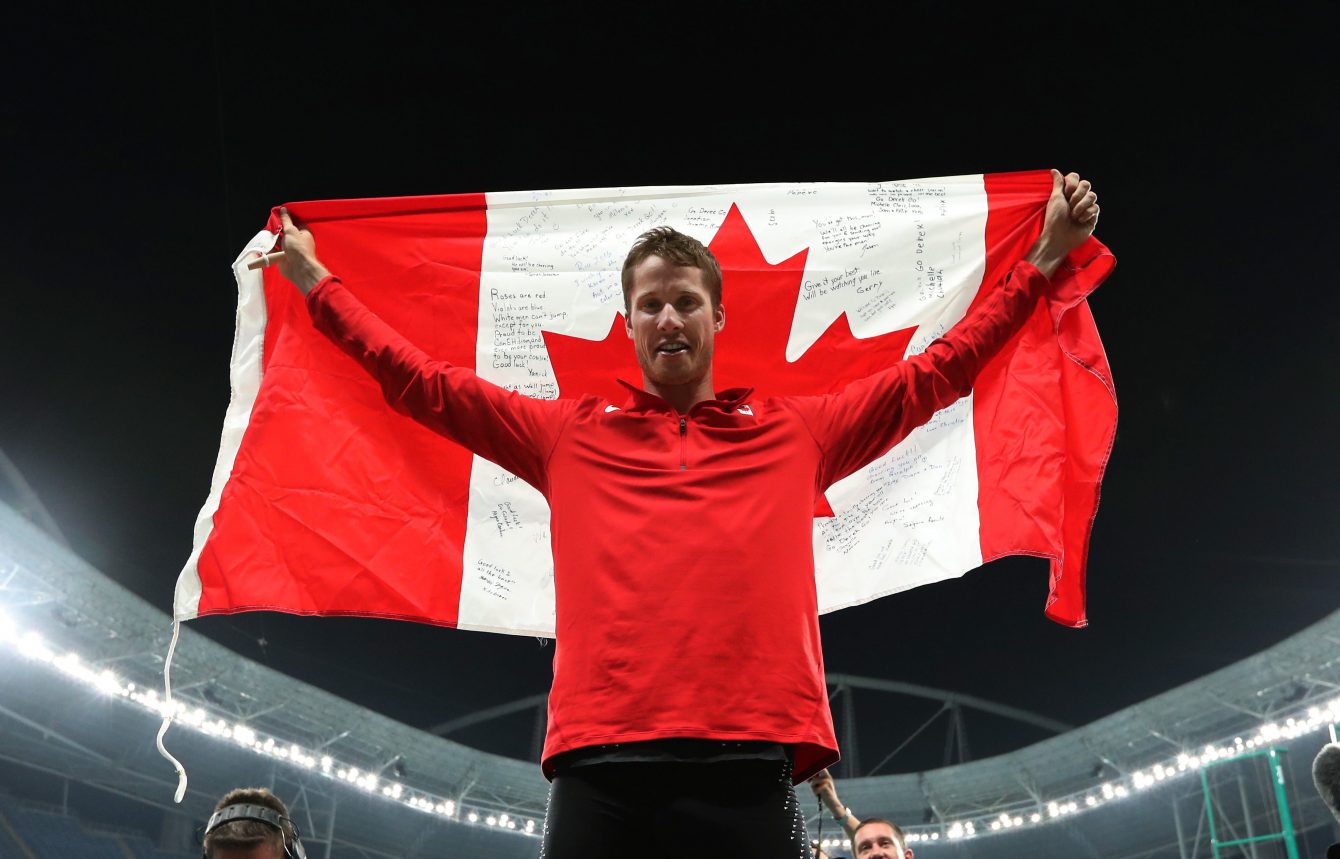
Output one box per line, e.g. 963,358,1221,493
305,274,342,312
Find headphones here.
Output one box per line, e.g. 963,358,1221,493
203,803,307,859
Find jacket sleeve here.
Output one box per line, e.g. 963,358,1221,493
784,260,1049,489
306,275,570,493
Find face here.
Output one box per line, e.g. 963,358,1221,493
624,255,724,390
854,822,909,859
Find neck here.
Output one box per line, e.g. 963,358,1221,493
641,374,717,414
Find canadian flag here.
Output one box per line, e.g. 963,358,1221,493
175,171,1115,635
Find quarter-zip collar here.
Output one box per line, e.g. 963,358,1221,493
616,379,755,416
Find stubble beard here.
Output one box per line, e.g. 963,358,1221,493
641,343,712,390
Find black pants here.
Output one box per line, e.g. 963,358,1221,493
539,758,811,859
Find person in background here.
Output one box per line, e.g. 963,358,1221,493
810,769,913,859
202,787,305,859
1313,742,1340,859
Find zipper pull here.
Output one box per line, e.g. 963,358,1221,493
679,417,687,435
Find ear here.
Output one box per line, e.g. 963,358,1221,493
625,313,634,340
714,303,725,332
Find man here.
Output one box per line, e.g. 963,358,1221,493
274,170,1099,858
201,787,305,859
850,819,913,859
810,769,911,858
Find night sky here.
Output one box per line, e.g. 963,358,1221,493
4,4,1337,774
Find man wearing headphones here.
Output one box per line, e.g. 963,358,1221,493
202,787,305,859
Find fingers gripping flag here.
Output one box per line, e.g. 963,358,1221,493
175,172,1116,635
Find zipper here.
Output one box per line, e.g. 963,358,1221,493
678,416,688,470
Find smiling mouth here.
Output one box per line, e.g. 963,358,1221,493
655,343,690,355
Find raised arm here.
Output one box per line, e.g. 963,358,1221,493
887,168,1100,416
809,768,860,842
270,208,569,493
789,170,1101,488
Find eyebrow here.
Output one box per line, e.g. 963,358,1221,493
638,291,702,305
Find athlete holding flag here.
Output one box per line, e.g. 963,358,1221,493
269,170,1099,858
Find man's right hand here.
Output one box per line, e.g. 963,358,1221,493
276,207,332,296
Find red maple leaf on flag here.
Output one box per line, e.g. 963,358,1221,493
542,204,920,517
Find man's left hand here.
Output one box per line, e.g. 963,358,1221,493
1027,169,1100,278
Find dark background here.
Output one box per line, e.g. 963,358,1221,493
3,3,1337,774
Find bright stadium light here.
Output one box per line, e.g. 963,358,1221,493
0,613,534,837
18,630,53,661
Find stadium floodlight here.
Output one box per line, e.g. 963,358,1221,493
18,630,52,661
895,694,1340,842
0,613,536,837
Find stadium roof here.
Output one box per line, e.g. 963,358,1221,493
2,500,1336,857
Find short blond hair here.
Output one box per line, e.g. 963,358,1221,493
620,226,723,312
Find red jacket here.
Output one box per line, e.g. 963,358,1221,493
308,259,1047,781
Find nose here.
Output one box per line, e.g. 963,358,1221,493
655,304,683,331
